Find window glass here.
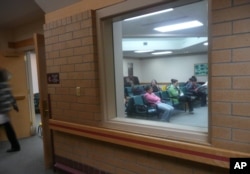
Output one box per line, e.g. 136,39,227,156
98,0,209,142
113,0,208,129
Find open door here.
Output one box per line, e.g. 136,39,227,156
0,52,33,139
33,33,53,168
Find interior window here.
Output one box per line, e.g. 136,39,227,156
98,0,209,142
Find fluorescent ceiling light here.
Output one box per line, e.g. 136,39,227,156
203,42,208,46
154,20,203,32
134,50,154,53
124,8,173,21
152,51,172,55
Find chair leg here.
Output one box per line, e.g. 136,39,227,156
185,102,188,112
37,122,43,137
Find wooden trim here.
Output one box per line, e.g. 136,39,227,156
14,95,25,100
34,33,54,168
54,163,83,174
49,119,249,169
8,38,34,49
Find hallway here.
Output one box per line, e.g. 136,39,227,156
0,133,54,174
0,114,54,174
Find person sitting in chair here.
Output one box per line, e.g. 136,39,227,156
185,76,207,106
168,79,194,114
150,79,161,92
144,85,174,122
124,75,140,87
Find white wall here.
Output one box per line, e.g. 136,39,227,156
30,52,39,94
123,54,208,83
123,58,143,78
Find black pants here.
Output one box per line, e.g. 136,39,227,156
2,122,20,149
179,95,194,112
194,91,207,106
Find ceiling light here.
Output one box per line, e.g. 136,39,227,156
203,42,208,46
124,8,173,21
134,50,154,53
152,51,172,55
154,20,203,32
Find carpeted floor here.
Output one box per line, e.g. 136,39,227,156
0,114,55,174
127,105,208,128
0,134,54,174
170,105,208,128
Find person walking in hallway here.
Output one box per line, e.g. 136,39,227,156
0,68,20,152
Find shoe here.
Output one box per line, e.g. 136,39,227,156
190,96,196,100
160,116,170,122
160,118,170,122
6,148,20,153
189,111,194,114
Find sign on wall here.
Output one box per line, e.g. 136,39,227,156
194,63,208,76
47,73,60,84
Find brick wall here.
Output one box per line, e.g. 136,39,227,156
53,131,227,174
44,10,100,125
211,0,250,153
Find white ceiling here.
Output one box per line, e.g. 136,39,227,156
121,0,208,58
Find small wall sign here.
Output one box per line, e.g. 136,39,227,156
194,63,208,76
47,73,60,84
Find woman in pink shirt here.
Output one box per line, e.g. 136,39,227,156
144,85,174,122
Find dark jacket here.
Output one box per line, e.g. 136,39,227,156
0,82,16,114
0,69,18,114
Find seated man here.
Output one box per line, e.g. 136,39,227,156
185,76,207,106
168,79,194,114
124,75,140,87
144,85,174,122
150,79,161,92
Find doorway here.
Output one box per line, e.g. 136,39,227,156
25,51,40,135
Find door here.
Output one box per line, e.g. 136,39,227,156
33,33,53,168
0,52,32,139
25,51,38,136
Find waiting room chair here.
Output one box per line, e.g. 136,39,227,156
181,86,201,107
159,91,172,105
133,95,159,117
166,90,187,112
132,85,145,95
124,87,133,97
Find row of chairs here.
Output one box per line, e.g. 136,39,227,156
153,90,187,112
124,85,145,97
125,94,160,118
125,91,187,118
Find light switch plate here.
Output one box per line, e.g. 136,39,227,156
76,86,81,96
